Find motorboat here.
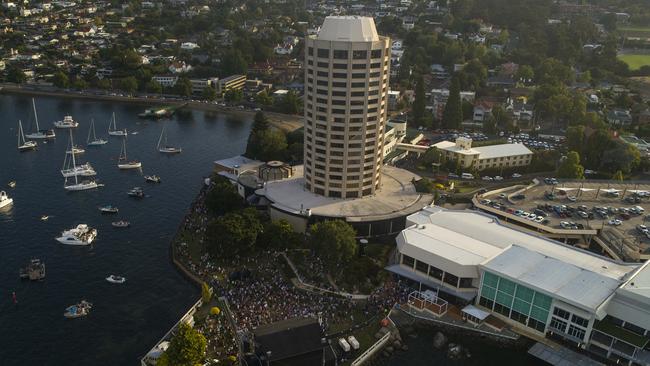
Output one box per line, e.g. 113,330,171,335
41,215,50,221
0,191,13,209
108,112,127,136
87,118,108,146
157,124,182,154
117,137,142,169
144,175,161,183
106,275,126,284
99,205,118,214
19,259,45,281
127,187,144,198
64,300,92,318
61,162,96,178
63,130,100,191
66,145,85,155
53,115,79,129
55,224,97,246
7,181,16,188
25,99,56,139
17,120,37,151
112,220,130,228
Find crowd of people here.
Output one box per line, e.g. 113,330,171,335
172,178,414,359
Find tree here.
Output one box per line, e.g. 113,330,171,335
557,151,584,179
442,76,462,129
174,77,192,97
516,65,534,84
224,89,243,103
157,323,206,366
258,219,298,250
206,208,263,257
488,105,512,129
146,80,162,94
120,76,138,94
72,78,88,90
255,129,288,161
566,125,585,154
202,85,217,101
201,282,212,303
52,71,70,88
600,141,641,175
308,220,357,270
612,170,624,181
245,112,270,158
6,65,26,83
280,90,302,114
412,75,426,126
458,59,487,90
255,90,274,106
97,78,111,90
205,176,244,215
221,49,248,76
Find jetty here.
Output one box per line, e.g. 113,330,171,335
138,103,188,119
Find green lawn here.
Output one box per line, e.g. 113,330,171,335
618,54,650,71
619,26,650,33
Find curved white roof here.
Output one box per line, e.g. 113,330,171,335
317,16,379,42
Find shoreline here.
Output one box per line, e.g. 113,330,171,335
0,84,303,132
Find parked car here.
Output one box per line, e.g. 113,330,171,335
482,176,493,181
512,173,522,178
577,211,588,219
636,224,648,234
461,173,474,180
448,173,459,179
608,219,622,226
499,193,507,199
494,176,504,181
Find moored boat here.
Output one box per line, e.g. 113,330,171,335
53,115,79,129
157,124,182,154
108,112,127,136
111,220,130,228
55,224,97,246
127,187,144,198
17,120,37,152
87,118,108,146
66,145,85,155
64,300,92,318
106,275,126,284
7,181,16,188
99,205,118,214
117,137,142,169
61,162,96,178
19,259,45,281
0,191,13,209
144,175,161,183
25,99,56,139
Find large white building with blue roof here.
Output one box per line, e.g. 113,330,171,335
389,206,650,365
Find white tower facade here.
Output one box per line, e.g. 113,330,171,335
303,16,391,198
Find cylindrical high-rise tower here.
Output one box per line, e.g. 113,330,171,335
303,16,391,199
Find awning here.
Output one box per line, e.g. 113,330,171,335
601,188,620,193
462,305,490,320
385,264,477,302
556,187,578,192
579,188,595,192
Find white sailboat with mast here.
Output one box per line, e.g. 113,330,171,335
17,120,37,151
157,124,182,154
63,130,100,191
108,112,127,136
87,118,108,146
117,136,142,169
25,98,55,139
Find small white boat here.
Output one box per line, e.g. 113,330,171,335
55,224,97,246
61,162,96,178
117,137,142,169
157,124,182,154
87,118,108,146
53,115,79,129
99,205,118,214
17,120,37,152
0,191,13,209
64,179,100,191
108,112,127,136
63,130,100,191
41,215,49,221
7,181,16,188
25,99,56,139
19,259,45,281
144,175,161,183
106,275,126,284
64,300,92,318
127,187,144,198
66,145,85,155
112,220,130,228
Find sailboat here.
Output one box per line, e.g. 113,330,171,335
17,120,37,151
157,124,182,154
63,130,100,191
87,118,108,146
25,99,55,139
108,113,127,136
117,137,142,169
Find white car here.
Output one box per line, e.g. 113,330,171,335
560,221,571,229
527,214,537,221
494,176,504,181
482,176,493,181
512,173,522,178
608,219,622,226
567,196,577,202
499,193,507,199
577,211,588,219
534,216,545,223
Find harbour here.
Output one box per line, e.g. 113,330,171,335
0,93,253,364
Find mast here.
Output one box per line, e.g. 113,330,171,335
69,130,78,185
18,120,22,147
87,118,93,144
157,125,164,150
32,98,40,131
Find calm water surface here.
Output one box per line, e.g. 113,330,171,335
0,94,252,364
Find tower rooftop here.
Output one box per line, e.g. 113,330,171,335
317,16,379,42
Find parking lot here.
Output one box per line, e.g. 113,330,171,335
480,179,650,260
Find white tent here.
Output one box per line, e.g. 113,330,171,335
556,187,578,193
601,188,621,193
